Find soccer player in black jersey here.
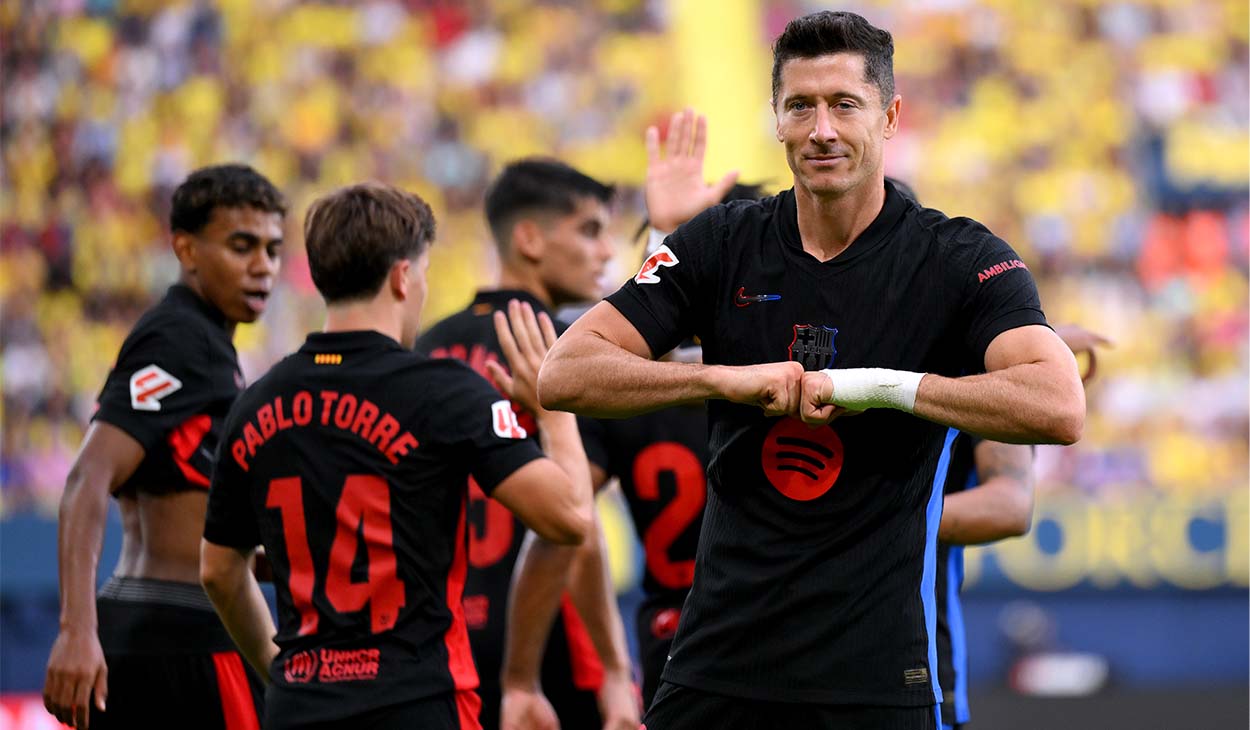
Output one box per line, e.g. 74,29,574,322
416,159,637,730
42,165,285,730
199,183,593,730
540,11,1085,730
935,325,1106,730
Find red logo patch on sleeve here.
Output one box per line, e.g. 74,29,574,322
977,259,1028,283
635,244,679,285
129,364,183,411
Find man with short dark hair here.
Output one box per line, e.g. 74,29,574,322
540,10,1085,730
44,163,286,730
199,182,594,730
417,158,637,730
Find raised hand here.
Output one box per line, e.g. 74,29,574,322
486,300,560,416
644,108,740,233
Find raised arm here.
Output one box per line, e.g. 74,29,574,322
939,439,1035,545
44,423,144,729
539,301,802,418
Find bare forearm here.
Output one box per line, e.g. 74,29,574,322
203,564,278,680
566,512,631,674
939,478,1033,545
913,364,1084,445
502,533,574,688
539,333,721,417
57,474,111,630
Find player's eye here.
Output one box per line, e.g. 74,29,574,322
789,100,809,112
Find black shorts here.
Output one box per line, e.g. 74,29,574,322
643,681,938,730
269,691,482,730
89,577,264,730
636,595,685,710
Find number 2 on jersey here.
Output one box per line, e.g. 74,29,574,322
633,442,706,589
267,475,406,636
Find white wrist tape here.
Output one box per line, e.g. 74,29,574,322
818,368,924,413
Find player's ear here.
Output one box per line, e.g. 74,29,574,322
883,94,902,139
171,230,198,274
389,258,411,301
512,219,545,262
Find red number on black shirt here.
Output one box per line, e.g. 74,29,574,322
632,442,706,590
467,476,514,568
267,475,406,635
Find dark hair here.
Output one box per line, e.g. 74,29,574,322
771,11,895,108
484,158,615,254
170,163,287,234
304,182,437,303
633,181,769,242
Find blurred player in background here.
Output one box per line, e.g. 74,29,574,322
936,324,1109,730
541,10,1085,730
43,164,286,729
416,160,637,730
578,109,755,710
199,182,593,730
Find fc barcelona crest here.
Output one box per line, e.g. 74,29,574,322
788,324,838,371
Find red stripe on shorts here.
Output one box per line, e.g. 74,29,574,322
211,651,260,730
455,689,483,730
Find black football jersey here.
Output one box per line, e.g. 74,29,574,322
416,290,603,730
604,181,1049,706
94,284,244,496
204,330,543,727
579,405,708,600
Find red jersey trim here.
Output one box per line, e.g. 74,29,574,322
169,414,212,488
444,495,480,690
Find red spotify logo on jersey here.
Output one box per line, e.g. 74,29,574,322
761,419,844,501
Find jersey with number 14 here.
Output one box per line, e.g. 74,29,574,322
204,330,543,728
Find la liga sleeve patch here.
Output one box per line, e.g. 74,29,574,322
129,364,184,411
491,400,528,440
635,244,679,285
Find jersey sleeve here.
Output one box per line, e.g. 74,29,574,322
427,363,545,495
203,402,262,549
93,324,218,452
604,206,721,358
954,230,1049,368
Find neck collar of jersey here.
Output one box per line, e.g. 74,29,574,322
777,179,908,267
167,283,230,331
471,288,551,313
302,330,406,353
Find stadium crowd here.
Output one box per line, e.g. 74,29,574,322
1,0,1246,519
